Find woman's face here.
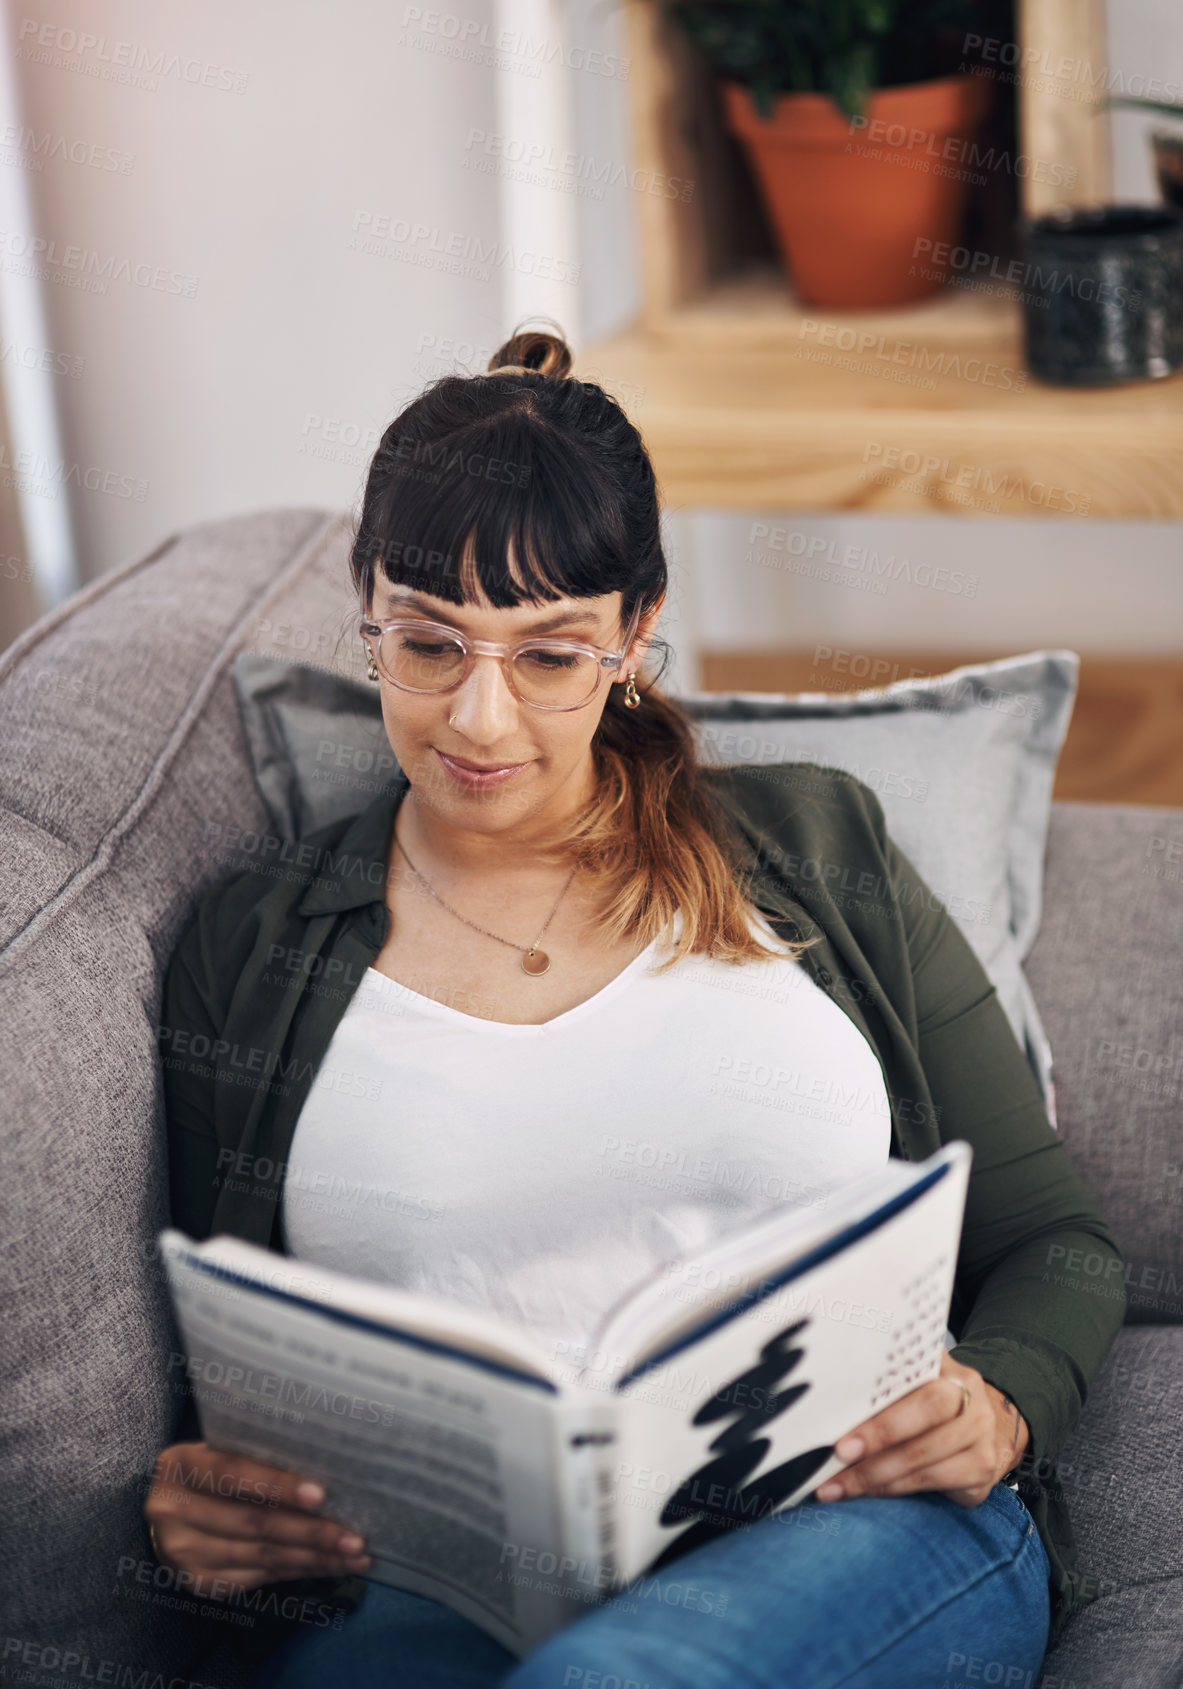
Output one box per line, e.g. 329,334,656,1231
364,579,661,837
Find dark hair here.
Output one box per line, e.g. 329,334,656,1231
348,318,817,970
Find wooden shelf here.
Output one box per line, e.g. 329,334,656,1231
618,262,1022,348
581,0,1183,517
575,273,1183,516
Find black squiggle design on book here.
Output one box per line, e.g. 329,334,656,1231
650,1318,833,1568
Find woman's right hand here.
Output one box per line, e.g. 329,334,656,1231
144,1441,372,1596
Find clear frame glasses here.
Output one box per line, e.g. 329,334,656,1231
360,603,642,712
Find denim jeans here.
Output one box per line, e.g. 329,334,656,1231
249,1479,1051,1689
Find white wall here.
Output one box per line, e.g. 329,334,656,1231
5,0,1181,672
9,0,508,582
1107,0,1183,204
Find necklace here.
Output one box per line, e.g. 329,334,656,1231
393,834,579,976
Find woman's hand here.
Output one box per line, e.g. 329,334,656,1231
144,1441,372,1598
813,1350,1030,1509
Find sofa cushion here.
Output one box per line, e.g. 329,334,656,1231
0,507,357,1686
1026,802,1183,1324
1038,1323,1183,1683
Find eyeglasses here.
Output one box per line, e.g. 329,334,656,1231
359,603,642,712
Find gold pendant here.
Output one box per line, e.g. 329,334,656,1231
521,948,550,976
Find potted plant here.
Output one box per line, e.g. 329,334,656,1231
663,0,995,308
1102,97,1183,212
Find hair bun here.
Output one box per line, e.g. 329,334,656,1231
487,325,573,381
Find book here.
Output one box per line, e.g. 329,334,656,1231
158,1139,972,1656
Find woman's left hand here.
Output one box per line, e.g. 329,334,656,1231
814,1349,1029,1509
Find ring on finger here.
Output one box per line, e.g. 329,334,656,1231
954,1380,971,1418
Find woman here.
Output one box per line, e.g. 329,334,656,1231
147,326,1125,1688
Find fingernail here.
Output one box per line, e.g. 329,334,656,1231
296,1482,326,1507
835,1436,865,1461
339,1533,365,1554
817,1482,844,1501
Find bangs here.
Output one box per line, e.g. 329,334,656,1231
357,397,631,615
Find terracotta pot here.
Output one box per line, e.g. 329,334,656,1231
722,75,994,308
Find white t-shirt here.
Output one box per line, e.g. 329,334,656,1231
279,906,894,1357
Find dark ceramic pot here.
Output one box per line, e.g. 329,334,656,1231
1019,204,1183,386
1151,131,1183,211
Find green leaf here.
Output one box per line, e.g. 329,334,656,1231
664,0,979,105
1102,95,1183,118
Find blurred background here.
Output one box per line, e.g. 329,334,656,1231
0,0,1179,802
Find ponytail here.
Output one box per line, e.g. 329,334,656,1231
546,662,821,970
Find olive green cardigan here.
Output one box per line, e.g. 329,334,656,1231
159,761,1125,1650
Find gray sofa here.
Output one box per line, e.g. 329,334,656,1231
1,508,1179,1689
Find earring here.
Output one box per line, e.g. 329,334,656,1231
365,645,378,682
624,671,641,709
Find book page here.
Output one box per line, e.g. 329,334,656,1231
590,1151,948,1380
159,1232,585,1655
596,1146,971,1584
180,1231,558,1380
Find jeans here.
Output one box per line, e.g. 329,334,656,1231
249,1480,1051,1689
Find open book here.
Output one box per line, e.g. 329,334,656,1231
159,1140,971,1655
